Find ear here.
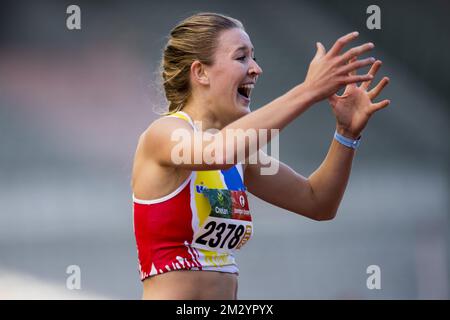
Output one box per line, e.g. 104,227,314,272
190,60,209,85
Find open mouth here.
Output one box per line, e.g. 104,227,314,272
237,83,254,100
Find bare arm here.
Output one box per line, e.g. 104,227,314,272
244,144,353,221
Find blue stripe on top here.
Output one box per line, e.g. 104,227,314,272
221,165,245,191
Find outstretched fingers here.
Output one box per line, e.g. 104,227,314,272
361,60,383,90
368,74,391,114
327,31,360,57
368,76,390,100
370,99,390,114
342,73,373,86
339,57,375,76
339,42,375,64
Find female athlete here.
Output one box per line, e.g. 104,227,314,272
131,12,390,299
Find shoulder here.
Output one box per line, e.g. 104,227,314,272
138,115,195,160
142,117,193,139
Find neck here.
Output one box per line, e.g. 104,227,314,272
181,99,227,131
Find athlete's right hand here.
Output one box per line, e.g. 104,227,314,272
303,32,375,103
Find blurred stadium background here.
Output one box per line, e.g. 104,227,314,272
0,0,448,299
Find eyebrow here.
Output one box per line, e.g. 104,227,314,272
234,46,254,54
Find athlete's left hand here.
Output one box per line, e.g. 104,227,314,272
328,59,390,139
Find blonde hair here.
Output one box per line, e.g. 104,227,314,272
160,12,244,114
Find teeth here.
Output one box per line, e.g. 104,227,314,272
238,84,254,89
238,83,254,99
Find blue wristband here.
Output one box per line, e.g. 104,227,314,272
334,130,361,149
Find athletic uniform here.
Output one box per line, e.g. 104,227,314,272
133,111,253,281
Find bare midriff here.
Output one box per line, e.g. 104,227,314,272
142,270,238,300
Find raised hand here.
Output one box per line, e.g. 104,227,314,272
304,32,376,103
328,59,390,139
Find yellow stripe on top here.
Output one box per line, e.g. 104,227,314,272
166,111,193,126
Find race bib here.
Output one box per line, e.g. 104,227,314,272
192,188,253,253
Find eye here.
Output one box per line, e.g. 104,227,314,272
237,56,246,61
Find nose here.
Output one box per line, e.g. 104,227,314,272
249,59,263,77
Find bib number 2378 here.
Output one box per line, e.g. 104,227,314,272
192,188,253,253
193,217,252,253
